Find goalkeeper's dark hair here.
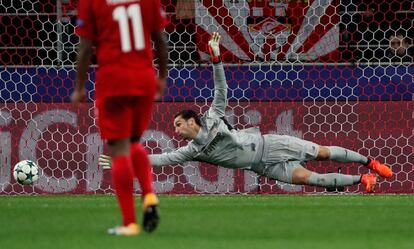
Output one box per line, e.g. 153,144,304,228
175,109,202,126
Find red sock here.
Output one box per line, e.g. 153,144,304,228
131,143,154,197
111,155,136,226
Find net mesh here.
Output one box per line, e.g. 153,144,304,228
0,0,413,194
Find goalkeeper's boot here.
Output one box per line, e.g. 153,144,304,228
367,159,393,178
142,193,160,233
361,174,377,193
107,223,140,236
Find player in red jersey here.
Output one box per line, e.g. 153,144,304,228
71,0,168,236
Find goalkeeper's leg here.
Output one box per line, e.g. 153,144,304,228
317,146,392,178
317,146,368,164
292,166,376,193
265,162,376,193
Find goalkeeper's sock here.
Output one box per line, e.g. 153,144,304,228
327,146,368,164
308,172,361,187
131,142,154,197
112,155,136,226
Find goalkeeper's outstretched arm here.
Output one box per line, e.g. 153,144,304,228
208,32,228,118
99,145,196,169
149,145,195,166
99,33,226,170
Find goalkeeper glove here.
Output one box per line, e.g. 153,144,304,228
208,32,221,63
99,154,112,169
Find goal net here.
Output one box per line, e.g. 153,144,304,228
0,0,413,194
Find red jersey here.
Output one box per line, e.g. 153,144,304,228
76,0,167,99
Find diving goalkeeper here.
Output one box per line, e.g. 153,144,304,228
100,32,393,193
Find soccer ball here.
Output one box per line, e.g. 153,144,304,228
13,160,39,185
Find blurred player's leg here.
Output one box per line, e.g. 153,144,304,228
130,96,160,233
110,139,137,227
98,97,140,235
142,193,160,233
131,142,153,197
130,142,160,232
107,141,140,235
130,96,154,196
111,156,135,226
107,222,140,236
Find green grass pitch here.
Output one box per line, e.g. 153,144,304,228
0,195,413,249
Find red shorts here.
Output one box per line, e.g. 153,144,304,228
95,96,154,140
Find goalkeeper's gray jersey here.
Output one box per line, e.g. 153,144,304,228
149,62,265,172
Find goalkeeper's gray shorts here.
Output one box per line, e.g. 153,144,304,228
260,134,319,183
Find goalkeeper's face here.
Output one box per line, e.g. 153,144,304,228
173,116,200,140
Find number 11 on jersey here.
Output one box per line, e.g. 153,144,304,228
113,4,145,53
